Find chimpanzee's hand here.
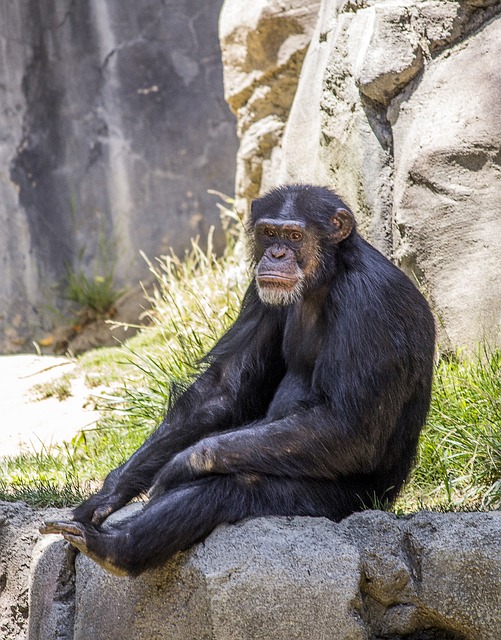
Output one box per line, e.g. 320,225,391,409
72,490,127,526
149,439,217,496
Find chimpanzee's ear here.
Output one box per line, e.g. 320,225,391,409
331,208,354,242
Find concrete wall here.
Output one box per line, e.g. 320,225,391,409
0,0,237,352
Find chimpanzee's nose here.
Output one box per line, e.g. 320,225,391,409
271,244,287,259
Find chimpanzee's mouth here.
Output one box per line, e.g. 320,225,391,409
257,274,298,288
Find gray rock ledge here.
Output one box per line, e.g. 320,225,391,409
1,502,499,639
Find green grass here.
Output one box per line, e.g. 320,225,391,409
65,229,123,316
0,215,499,512
397,347,501,512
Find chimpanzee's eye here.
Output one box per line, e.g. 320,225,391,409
264,228,276,237
290,231,303,242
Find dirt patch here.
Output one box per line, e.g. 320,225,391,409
0,282,153,458
0,355,100,458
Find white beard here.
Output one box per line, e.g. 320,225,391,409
257,282,303,306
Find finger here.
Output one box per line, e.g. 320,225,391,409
40,521,81,536
40,521,66,535
61,532,87,552
91,504,114,526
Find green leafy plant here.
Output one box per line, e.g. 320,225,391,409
66,270,120,316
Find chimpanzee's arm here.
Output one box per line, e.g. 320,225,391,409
74,288,285,525
149,345,418,493
149,407,374,493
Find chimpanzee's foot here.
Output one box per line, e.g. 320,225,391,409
40,520,129,577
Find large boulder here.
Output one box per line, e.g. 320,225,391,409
68,517,364,640
220,0,501,349
390,16,501,349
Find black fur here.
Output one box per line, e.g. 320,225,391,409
65,185,435,576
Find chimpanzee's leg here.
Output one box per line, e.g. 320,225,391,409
41,474,352,576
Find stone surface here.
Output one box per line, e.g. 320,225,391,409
28,537,75,640
221,0,501,349
390,16,501,349
0,0,237,353
219,0,320,215
340,510,501,639
4,505,496,640
183,518,365,640
353,4,424,106
0,502,71,640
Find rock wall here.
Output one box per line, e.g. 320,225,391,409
220,0,501,350
0,0,237,352
1,502,500,640
219,0,320,215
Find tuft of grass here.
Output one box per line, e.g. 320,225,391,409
65,230,123,316
0,442,88,507
118,217,248,427
31,375,73,401
0,479,88,508
397,346,501,512
66,270,121,316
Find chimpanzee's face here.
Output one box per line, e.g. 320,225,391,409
250,187,355,306
253,218,315,306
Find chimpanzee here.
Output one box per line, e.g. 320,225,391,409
41,184,435,576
